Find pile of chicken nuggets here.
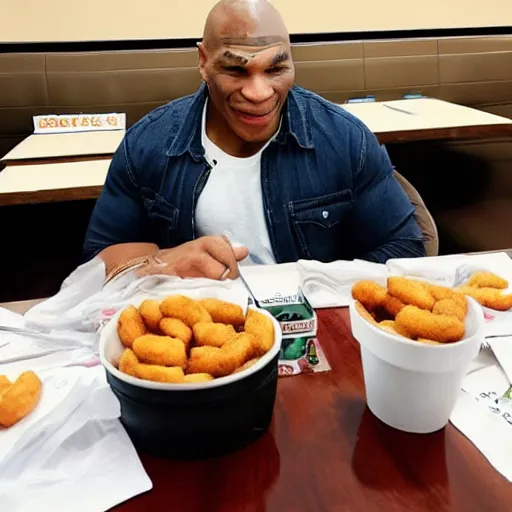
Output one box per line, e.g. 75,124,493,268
352,271,512,345
0,371,42,428
116,295,275,384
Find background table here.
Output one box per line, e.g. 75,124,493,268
341,98,512,143
3,299,512,511
0,131,124,166
0,159,110,205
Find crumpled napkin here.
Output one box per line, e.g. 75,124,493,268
294,252,512,317
0,366,152,512
0,257,249,373
296,259,388,308
25,256,249,332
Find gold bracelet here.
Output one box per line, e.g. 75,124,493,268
104,256,150,285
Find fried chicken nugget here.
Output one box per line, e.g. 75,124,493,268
192,322,237,348
351,281,387,312
459,287,512,311
118,305,148,348
433,298,467,322
243,309,275,356
395,305,465,343
233,357,261,374
184,373,214,383
382,293,405,317
135,364,185,383
132,334,187,368
0,371,42,428
187,347,232,377
0,375,11,393
223,332,255,362
160,295,212,327
388,277,435,311
188,334,254,377
139,299,163,332
199,298,245,326
119,348,139,377
354,301,379,326
417,338,443,346
159,318,193,348
378,320,399,334
467,271,508,290
427,284,468,309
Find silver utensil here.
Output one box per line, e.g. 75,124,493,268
238,269,260,307
0,325,52,338
383,103,416,116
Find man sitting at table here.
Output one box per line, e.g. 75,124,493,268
82,0,425,281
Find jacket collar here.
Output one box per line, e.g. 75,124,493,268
166,83,314,159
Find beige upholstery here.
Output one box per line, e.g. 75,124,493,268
393,171,439,256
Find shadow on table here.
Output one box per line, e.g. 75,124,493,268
351,406,449,490
117,431,280,512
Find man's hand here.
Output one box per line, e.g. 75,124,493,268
138,236,249,280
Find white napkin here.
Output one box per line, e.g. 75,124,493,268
451,360,512,482
297,259,388,308
293,252,512,316
239,263,300,302
0,366,152,512
0,258,249,372
487,337,512,385
25,258,249,332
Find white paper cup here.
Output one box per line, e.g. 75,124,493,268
349,297,484,433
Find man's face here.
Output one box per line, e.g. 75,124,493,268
199,37,295,144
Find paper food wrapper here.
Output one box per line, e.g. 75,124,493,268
239,265,330,377
451,360,512,482
278,336,331,377
240,265,318,336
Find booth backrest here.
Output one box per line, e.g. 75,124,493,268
2,36,512,157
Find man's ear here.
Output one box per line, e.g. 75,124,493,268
197,42,209,82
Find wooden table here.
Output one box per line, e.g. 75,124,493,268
340,98,512,144
0,131,124,166
0,130,121,205
5,298,510,511
0,159,110,205
105,307,511,511
110,308,512,511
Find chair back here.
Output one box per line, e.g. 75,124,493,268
393,170,439,257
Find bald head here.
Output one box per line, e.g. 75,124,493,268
202,0,289,50
197,0,295,153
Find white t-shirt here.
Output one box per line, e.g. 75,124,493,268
195,100,277,265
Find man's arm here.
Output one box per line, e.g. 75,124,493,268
82,137,248,279
347,131,426,263
82,138,157,272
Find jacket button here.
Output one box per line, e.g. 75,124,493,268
322,210,329,219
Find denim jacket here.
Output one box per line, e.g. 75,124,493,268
83,83,425,263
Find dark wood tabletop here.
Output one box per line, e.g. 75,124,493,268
111,307,512,512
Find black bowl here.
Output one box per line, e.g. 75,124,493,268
105,351,278,459
100,304,282,459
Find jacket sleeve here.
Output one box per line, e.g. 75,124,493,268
347,130,426,263
82,137,150,262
